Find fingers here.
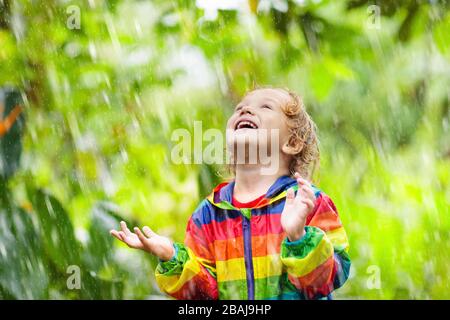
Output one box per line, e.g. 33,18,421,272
118,231,127,241
299,185,315,200
112,223,159,253
301,198,315,211
142,226,155,238
293,172,314,198
120,221,132,236
297,187,315,211
110,229,123,241
286,188,295,204
111,230,128,243
294,172,312,188
134,227,150,246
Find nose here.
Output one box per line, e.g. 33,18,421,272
240,105,254,115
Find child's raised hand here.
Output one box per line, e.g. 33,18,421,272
281,172,316,242
110,221,175,261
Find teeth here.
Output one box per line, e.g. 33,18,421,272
237,121,257,129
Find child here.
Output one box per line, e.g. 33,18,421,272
110,87,351,300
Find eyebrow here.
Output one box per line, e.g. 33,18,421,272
261,96,284,108
265,97,279,104
235,93,286,109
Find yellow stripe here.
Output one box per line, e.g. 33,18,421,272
216,254,284,282
256,185,297,208
281,232,333,277
265,191,287,205
155,247,201,294
325,226,349,252
197,256,217,276
216,257,246,282
253,254,283,279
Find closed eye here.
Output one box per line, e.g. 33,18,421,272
261,104,272,110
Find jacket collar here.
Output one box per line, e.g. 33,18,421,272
207,175,298,209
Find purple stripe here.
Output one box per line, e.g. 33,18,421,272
242,216,255,300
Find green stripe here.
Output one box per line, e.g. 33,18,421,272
211,200,236,211
218,275,289,299
207,199,253,220
218,271,337,300
156,243,189,275
240,208,251,219
281,226,325,259
254,275,283,299
218,279,247,299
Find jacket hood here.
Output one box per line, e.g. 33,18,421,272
207,175,299,210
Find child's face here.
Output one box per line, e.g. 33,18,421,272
226,88,293,164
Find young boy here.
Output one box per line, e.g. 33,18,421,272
110,87,351,300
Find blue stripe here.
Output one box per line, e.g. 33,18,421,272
266,291,305,300
252,190,322,216
191,201,240,227
242,215,255,300
265,175,296,198
332,251,351,289
197,177,322,227
253,199,285,215
196,190,325,227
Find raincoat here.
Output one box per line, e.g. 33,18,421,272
155,175,351,300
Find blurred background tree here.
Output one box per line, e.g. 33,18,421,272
0,0,449,299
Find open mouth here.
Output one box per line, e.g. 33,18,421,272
235,119,258,130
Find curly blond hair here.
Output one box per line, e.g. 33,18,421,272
279,87,320,180
224,86,320,181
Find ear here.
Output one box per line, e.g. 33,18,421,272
282,137,303,155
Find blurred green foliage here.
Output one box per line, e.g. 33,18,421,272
0,0,449,299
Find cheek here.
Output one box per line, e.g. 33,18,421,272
275,115,290,141
265,116,289,137
225,116,237,149
280,123,291,143
226,115,236,129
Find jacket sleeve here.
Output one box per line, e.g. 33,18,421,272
280,192,351,299
155,201,218,299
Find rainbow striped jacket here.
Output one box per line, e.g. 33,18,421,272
155,175,351,300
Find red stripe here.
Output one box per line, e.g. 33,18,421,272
306,194,342,232
200,213,284,243
171,269,218,300
200,215,243,241
210,233,285,261
213,182,229,193
250,213,283,236
287,255,336,299
308,210,342,232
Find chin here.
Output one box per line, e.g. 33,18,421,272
226,137,274,165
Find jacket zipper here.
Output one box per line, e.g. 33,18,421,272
241,209,255,300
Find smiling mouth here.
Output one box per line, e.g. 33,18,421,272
235,120,258,130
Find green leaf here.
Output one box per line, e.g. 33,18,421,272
309,62,334,101
30,189,81,271
81,201,133,299
84,201,129,271
0,88,25,180
324,57,354,80
81,272,124,299
433,16,450,56
0,191,49,299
